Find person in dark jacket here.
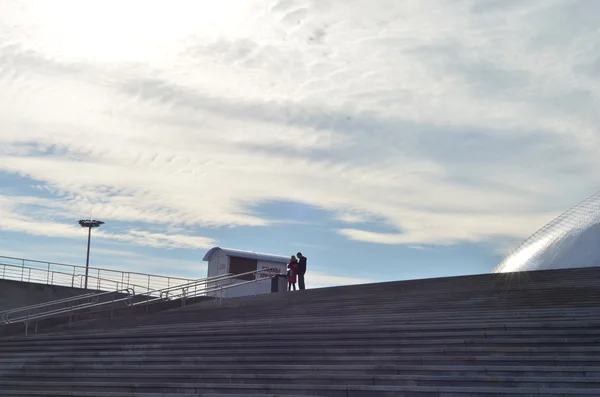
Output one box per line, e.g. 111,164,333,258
296,252,307,290
287,255,298,291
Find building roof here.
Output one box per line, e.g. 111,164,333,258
202,247,290,263
495,189,600,273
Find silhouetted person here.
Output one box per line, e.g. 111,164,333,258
287,255,298,291
296,252,307,290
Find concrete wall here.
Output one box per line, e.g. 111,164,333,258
219,259,286,299
0,279,94,312
222,278,273,298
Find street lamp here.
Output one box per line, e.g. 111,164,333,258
78,219,104,289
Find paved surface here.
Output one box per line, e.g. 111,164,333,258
1,266,600,396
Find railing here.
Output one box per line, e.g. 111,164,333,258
0,267,282,335
0,255,196,295
127,267,280,307
1,288,135,335
0,262,125,291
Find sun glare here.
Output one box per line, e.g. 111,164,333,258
23,0,253,64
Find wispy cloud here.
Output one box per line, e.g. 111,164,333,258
0,195,215,249
1,0,600,253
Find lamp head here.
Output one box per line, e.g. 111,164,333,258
78,219,104,228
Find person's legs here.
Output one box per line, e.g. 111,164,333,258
288,281,292,291
298,272,305,290
292,282,296,291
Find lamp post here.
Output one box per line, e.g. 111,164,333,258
78,219,104,289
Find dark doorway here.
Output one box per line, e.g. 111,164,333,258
229,256,258,281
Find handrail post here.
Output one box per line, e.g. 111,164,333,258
46,263,50,284
21,264,24,281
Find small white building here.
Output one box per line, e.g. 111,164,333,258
202,247,290,298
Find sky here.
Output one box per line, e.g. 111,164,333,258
1,0,600,289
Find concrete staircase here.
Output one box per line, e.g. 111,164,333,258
1,266,600,396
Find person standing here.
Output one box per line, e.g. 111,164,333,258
287,255,298,291
296,252,307,290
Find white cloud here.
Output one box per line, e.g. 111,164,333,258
102,256,207,279
1,0,600,251
0,195,216,249
337,210,560,245
91,248,139,257
102,230,215,250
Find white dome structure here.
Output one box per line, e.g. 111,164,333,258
494,190,600,273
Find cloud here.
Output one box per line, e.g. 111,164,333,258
1,0,600,252
106,230,215,249
337,210,560,245
103,256,208,279
0,195,215,249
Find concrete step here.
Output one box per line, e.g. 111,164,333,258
34,309,600,322
81,312,600,329
3,354,600,366
8,327,600,344
29,324,600,340
7,363,600,377
4,372,600,388
4,345,600,359
109,301,600,314
25,325,600,341
49,292,600,314
2,381,600,396
60,312,600,330
0,392,322,397
4,266,600,397
28,317,600,337
178,305,600,317
6,332,600,348
3,337,600,353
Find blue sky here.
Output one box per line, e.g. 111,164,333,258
1,0,600,288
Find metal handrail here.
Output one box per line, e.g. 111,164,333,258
0,262,106,287
168,272,278,305
125,271,241,307
0,270,240,328
129,275,237,307
1,292,99,317
127,267,281,307
1,288,135,324
0,255,194,281
72,273,157,296
0,267,283,335
0,259,221,300
0,255,195,294
0,261,136,293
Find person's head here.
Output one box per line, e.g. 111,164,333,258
290,255,297,262
297,252,303,258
